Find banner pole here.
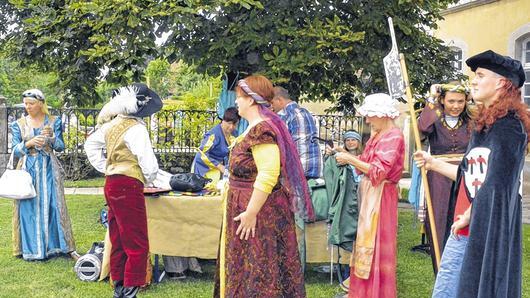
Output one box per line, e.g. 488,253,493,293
399,53,441,269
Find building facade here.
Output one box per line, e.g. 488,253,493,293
435,0,530,103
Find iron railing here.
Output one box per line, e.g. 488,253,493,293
6,107,363,155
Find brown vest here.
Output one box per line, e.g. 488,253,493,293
104,117,145,184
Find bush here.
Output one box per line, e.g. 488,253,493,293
57,153,100,180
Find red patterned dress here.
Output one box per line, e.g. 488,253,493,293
214,121,306,298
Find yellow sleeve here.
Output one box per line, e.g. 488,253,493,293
251,143,280,194
199,134,218,169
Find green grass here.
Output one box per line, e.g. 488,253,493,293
400,187,410,202
0,195,528,298
64,177,105,188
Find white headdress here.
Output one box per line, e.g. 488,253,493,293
96,86,140,126
357,93,400,119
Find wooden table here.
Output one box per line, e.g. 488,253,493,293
101,195,351,281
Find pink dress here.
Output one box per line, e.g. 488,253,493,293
349,127,405,298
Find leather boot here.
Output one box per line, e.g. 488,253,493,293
122,286,140,298
113,280,124,298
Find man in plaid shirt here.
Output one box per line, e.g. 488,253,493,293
271,87,322,179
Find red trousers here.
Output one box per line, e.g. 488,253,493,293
104,175,149,287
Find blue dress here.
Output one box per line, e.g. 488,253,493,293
11,115,75,260
191,124,232,180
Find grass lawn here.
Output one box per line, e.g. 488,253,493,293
64,177,106,188
0,195,528,298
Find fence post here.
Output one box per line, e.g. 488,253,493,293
0,96,9,172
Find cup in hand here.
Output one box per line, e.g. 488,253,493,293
34,135,46,150
41,125,53,138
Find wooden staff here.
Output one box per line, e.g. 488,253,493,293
399,53,441,269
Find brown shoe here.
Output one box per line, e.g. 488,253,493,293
69,251,81,261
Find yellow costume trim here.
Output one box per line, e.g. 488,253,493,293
227,135,236,149
219,180,229,298
198,134,218,170
432,153,464,162
230,133,246,149
104,118,145,184
251,144,280,194
204,168,222,187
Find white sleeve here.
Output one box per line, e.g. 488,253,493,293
84,126,108,174
124,124,159,184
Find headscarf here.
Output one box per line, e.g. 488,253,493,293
237,79,315,221
22,88,49,115
440,83,470,95
343,130,361,142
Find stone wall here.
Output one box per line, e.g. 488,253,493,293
0,96,9,173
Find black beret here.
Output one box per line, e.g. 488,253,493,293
465,50,526,88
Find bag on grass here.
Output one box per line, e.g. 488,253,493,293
74,242,105,282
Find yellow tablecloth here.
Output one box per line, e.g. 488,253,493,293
146,195,223,258
101,195,351,280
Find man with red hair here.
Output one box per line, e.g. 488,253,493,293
415,50,528,298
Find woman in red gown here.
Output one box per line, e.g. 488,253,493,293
335,93,405,298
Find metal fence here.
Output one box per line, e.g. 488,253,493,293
6,107,363,155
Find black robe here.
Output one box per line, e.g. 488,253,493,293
446,111,525,298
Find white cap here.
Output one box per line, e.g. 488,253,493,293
357,93,399,119
22,89,45,101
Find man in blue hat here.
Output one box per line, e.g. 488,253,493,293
85,83,163,298
415,50,527,298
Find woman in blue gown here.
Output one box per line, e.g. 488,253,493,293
191,107,240,182
164,107,240,279
10,89,77,261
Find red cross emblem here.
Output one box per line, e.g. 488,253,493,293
463,147,490,199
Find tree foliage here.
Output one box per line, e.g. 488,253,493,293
1,0,460,111
145,59,219,103
1,0,219,106
0,55,62,107
169,0,462,112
